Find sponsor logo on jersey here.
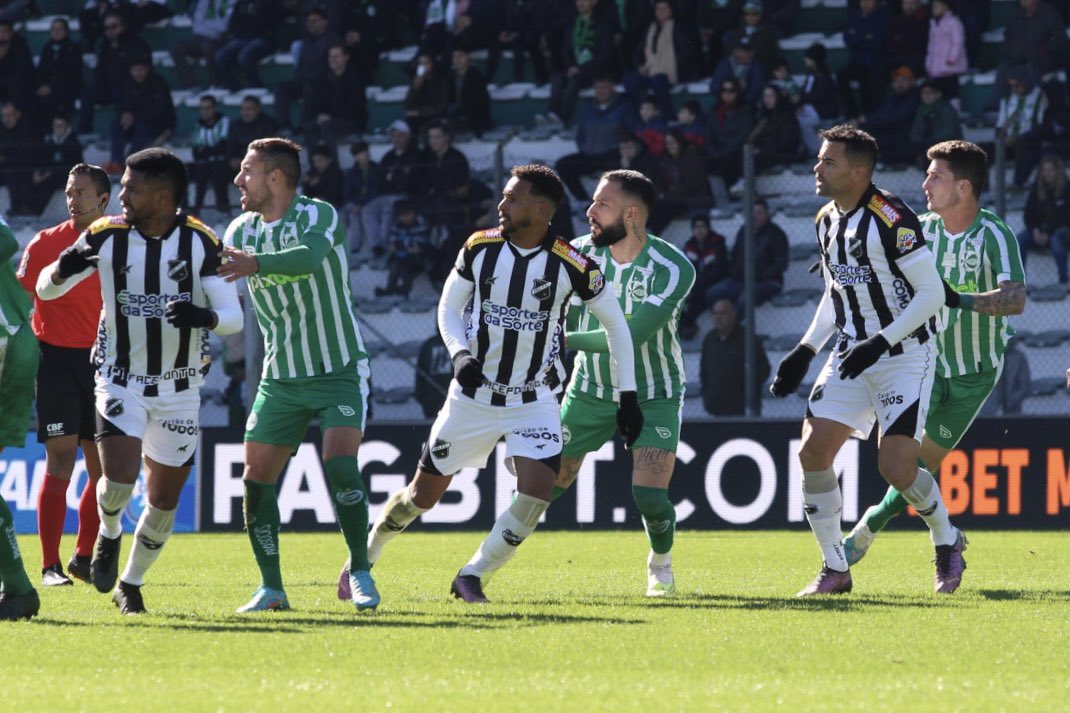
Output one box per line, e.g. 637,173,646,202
829,263,873,286
895,227,918,254
867,194,901,227
167,258,190,281
531,277,552,300
552,240,589,271
338,405,356,417
878,390,903,407
104,397,124,417
513,427,560,443
335,489,365,506
89,215,128,234
482,301,550,331
891,278,911,309
589,269,605,294
431,438,451,459
941,251,958,270
117,290,191,319
465,229,505,250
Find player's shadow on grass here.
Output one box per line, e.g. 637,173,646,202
976,588,1070,603
576,592,956,611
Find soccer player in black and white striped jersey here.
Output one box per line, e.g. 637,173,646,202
37,149,243,614
770,126,966,596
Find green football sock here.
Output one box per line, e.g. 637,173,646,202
325,456,370,571
0,496,33,595
243,480,284,591
864,485,910,534
632,485,676,555
550,485,569,502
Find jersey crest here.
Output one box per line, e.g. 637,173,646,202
867,194,902,228
552,239,589,271
465,228,505,250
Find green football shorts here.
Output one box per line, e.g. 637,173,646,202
0,325,40,448
925,365,1002,450
245,360,370,450
560,389,683,457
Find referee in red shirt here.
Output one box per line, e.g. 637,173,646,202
16,164,109,586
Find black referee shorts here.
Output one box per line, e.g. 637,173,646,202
35,341,96,443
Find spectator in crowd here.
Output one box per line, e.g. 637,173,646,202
909,81,963,167
925,0,968,105
622,0,699,120
341,0,390,78
671,99,707,148
604,0,653,75
722,0,780,71
275,6,339,132
709,35,766,108
302,144,344,210
556,76,629,202
0,21,33,111
997,66,1049,189
704,198,788,311
747,83,802,173
124,0,174,33
227,94,278,174
697,0,742,73
837,0,888,118
364,119,425,255
978,337,1032,416
1018,154,1070,285
548,0,614,126
78,0,120,51
628,96,668,158
24,114,83,215
426,175,496,285
768,56,800,105
415,333,454,419
214,0,279,91
0,0,37,22
189,94,231,212
0,101,41,214
705,76,755,190
445,45,492,136
423,121,471,231
679,213,729,340
852,65,919,165
486,0,550,85
108,54,175,171
342,140,378,255
796,43,841,154
170,0,233,91
375,199,429,297
758,0,800,37
614,131,657,177
303,44,367,146
79,11,151,134
885,0,928,78
33,18,82,123
404,52,450,137
700,298,770,416
418,0,499,67
997,0,1067,98
649,129,712,234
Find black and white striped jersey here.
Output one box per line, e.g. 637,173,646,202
453,227,606,407
816,185,938,355
74,214,224,396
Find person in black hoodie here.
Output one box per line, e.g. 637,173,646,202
25,113,83,215
108,55,175,167
0,20,34,109
445,45,492,136
214,0,278,90
275,6,340,131
0,101,42,214
797,42,840,154
33,18,83,124
303,144,344,210
747,83,802,173
78,12,151,133
227,95,279,174
303,43,367,146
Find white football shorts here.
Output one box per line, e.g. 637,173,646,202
94,377,201,467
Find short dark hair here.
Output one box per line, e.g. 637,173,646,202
426,120,450,136
601,169,657,214
69,163,111,198
819,124,878,170
310,144,333,160
350,140,369,155
248,137,302,188
927,140,988,198
241,94,262,107
510,163,565,210
681,99,702,117
125,148,188,204
51,17,69,31
199,94,218,106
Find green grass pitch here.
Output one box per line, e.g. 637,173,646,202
6,530,1069,712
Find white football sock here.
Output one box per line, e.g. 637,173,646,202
802,468,848,572
366,488,428,565
460,493,549,580
97,478,135,539
120,505,175,586
900,468,957,546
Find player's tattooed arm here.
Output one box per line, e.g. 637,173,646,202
963,280,1026,316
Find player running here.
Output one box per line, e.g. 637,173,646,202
551,169,696,597
219,138,378,613
843,140,1026,576
340,163,643,604
37,149,243,614
16,164,109,587
769,125,966,596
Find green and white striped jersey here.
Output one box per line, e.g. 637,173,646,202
568,233,695,401
922,208,1025,377
225,195,367,380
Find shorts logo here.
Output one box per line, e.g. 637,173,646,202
531,277,552,301
46,423,64,435
338,405,356,417
655,426,671,439
335,489,364,506
561,425,572,445
896,228,918,254
167,259,190,282
104,397,124,418
878,390,903,407
810,384,824,403
245,411,258,432
431,438,451,459
502,528,524,546
939,424,953,440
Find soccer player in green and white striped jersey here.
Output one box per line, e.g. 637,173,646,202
553,170,696,597
844,140,1027,566
219,138,379,613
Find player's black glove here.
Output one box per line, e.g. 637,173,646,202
942,280,961,308
165,299,217,329
616,390,644,449
838,334,890,380
769,344,816,397
451,349,485,389
56,246,98,279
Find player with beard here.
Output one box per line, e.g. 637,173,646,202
552,170,696,597
340,163,643,603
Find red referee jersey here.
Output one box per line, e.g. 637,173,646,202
16,219,103,349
